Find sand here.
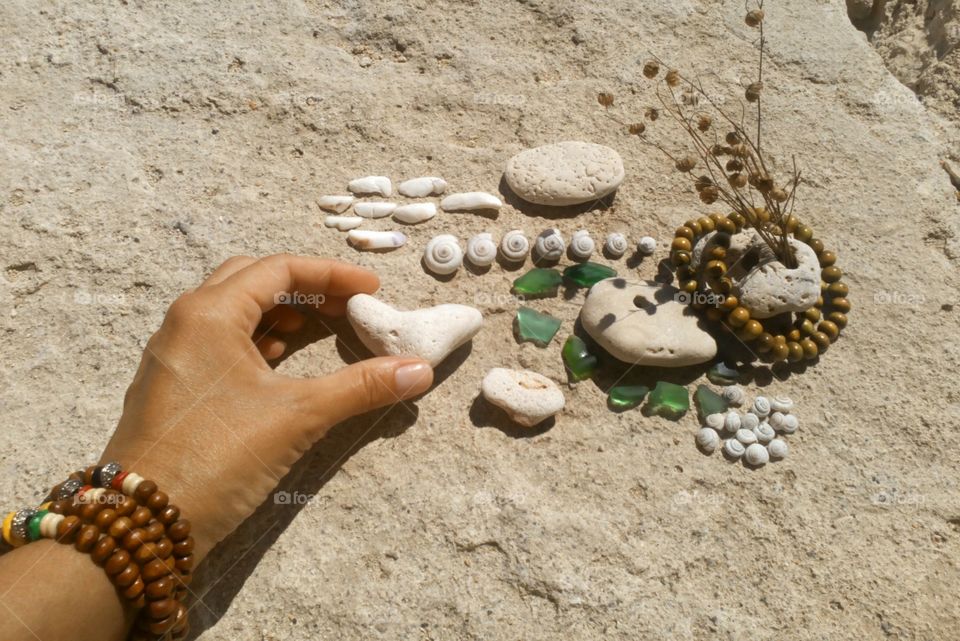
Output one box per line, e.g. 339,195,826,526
1,1,959,639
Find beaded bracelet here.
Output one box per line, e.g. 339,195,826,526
2,462,193,640
669,210,850,362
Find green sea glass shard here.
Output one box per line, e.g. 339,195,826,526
608,385,649,411
562,262,617,288
645,381,689,420
512,268,562,297
694,384,728,418
562,335,598,381
707,362,742,386
515,307,562,346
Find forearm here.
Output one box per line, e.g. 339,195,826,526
0,539,132,641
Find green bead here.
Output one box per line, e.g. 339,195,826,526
562,262,617,288
515,307,562,346
706,361,741,385
608,385,650,410
27,510,48,542
645,381,689,420
694,384,728,418
562,335,598,381
512,268,562,298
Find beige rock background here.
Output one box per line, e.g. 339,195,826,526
1,1,958,639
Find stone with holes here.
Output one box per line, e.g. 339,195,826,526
504,141,625,206
579,278,717,366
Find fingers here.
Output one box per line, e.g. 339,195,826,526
261,305,305,333
200,256,256,287
254,334,287,361
290,357,433,437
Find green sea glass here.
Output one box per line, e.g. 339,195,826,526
562,335,598,381
645,381,689,419
608,385,649,410
512,268,562,297
707,362,741,386
694,384,728,418
515,307,562,346
562,262,616,288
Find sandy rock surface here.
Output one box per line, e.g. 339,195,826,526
1,1,959,640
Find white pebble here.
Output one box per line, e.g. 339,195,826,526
638,236,657,255
393,203,437,224
348,176,392,196
696,427,720,454
354,202,397,218
398,176,447,198
767,438,789,460
324,215,363,231
440,192,502,212
347,229,406,251
744,443,770,466
481,368,565,427
317,195,354,213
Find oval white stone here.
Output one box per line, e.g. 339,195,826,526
440,192,502,212
393,203,438,224
317,195,354,213
346,230,406,251
504,141,625,206
481,368,565,427
398,176,447,198
348,176,392,197
354,202,397,218
324,216,363,231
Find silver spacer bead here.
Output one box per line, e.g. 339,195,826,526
100,461,122,488
11,508,38,545
57,478,83,501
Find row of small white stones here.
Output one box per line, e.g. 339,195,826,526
696,391,796,467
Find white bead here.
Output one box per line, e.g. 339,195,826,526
122,473,144,496
39,512,61,538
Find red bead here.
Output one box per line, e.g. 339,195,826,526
111,472,129,491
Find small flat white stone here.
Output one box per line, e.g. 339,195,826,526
317,195,354,213
346,230,406,251
348,176,392,197
504,141,625,206
481,368,565,427
393,202,438,224
323,215,363,231
353,202,397,218
440,192,502,212
398,176,448,198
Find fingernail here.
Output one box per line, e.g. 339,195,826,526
394,362,433,398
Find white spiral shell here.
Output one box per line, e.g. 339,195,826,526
752,396,772,418
723,439,745,459
704,413,725,430
569,230,595,260
723,411,741,433
770,396,795,413
722,385,745,406
740,412,760,430
779,414,799,434
767,438,789,459
767,411,786,431
499,230,529,262
466,233,497,267
604,233,629,258
753,422,776,444
638,236,657,255
735,428,758,445
534,229,565,261
696,427,720,454
423,234,463,276
744,443,770,466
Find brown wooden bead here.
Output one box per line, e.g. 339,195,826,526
154,537,173,559
794,225,813,242
146,491,169,512
145,576,175,601
818,320,840,340
831,297,851,313
716,218,737,234
91,535,117,565
684,219,702,235
133,542,161,565
698,216,715,233
94,508,118,531
171,603,188,631
821,266,842,283
818,250,837,267
709,213,725,226
105,549,131,575
56,516,82,543
74,524,100,552
174,554,193,572
786,328,801,342
727,306,750,328
827,311,848,329
675,226,695,241
705,259,726,278
827,282,848,297
116,496,137,517
114,563,140,588
147,598,177,621
49,499,71,515
143,521,165,543
670,250,691,267
123,528,149,551
769,342,790,362
174,569,193,586
172,536,194,556
109,517,134,539
157,505,180,526
130,506,152,528
811,331,831,351
800,338,819,359
145,612,177,635
808,238,825,254
133,480,158,504
143,558,171,583
680,279,698,294
131,594,146,610
739,319,763,340
804,307,821,322
705,307,724,322
670,237,692,252
708,246,727,261
786,341,804,362
756,332,775,353
122,577,145,601
83,466,97,485
79,503,103,522
168,520,191,542
727,212,746,228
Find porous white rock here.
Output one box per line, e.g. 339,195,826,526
481,368,565,427
504,141,625,206
348,176,392,196
579,279,717,366
323,215,363,231
346,230,406,251
317,195,354,213
346,294,482,367
440,192,502,213
354,202,397,218
398,176,447,198
393,203,437,224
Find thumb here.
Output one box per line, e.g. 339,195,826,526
293,356,433,435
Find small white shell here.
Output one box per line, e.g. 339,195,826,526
779,414,799,434
347,229,406,250
423,234,463,275
696,427,720,454
753,422,776,444
704,413,725,430
735,428,758,445
723,439,745,459
604,233,629,258
348,176,392,196
767,411,786,430
638,236,657,255
740,412,760,430
569,230,595,260
393,203,437,224
722,385,745,406
317,195,354,213
499,230,529,262
354,202,397,218
767,438,789,460
398,176,447,198
723,411,741,433
466,233,497,267
440,192,502,212
744,443,770,466
534,229,565,261
752,396,772,418
323,215,363,231
770,396,795,413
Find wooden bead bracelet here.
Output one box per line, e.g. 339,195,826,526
669,210,850,363
2,463,193,640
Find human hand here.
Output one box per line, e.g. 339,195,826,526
99,254,433,561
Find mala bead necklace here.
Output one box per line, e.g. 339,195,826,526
669,210,850,363
3,463,193,640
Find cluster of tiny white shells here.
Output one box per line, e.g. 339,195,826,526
696,394,797,468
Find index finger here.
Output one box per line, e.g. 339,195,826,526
211,254,380,331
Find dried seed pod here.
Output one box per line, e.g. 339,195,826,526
681,90,698,106
745,81,763,103
665,69,680,87
697,114,712,132
642,60,660,79
675,156,697,172
725,132,741,146
699,186,719,204
750,173,774,193
710,144,730,157
732,143,750,158
770,187,789,203
728,173,748,188
694,175,713,191
745,9,765,27
597,92,614,107
628,122,646,135
725,159,744,172
645,107,660,121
